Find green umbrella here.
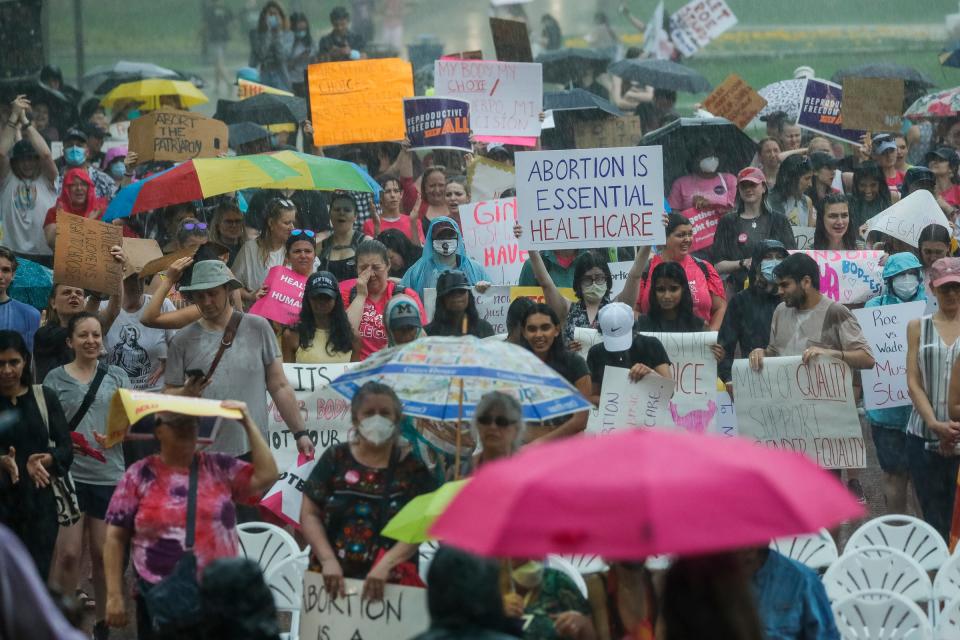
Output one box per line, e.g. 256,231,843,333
268,150,381,194
381,479,469,544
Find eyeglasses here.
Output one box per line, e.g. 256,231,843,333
183,222,208,231
580,275,606,286
291,229,316,238
476,415,516,428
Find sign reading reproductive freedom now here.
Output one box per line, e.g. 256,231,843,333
515,146,666,249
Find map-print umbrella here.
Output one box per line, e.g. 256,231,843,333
905,87,960,121
755,78,807,121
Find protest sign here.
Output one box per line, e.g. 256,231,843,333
841,77,904,132
717,389,737,437
237,77,295,99
308,58,413,146
489,17,533,63
791,250,884,304
423,285,512,334
440,50,483,61
792,226,815,250
515,146,666,250
128,109,228,163
796,79,866,146
403,97,470,151
732,355,865,469
467,156,515,202
668,0,738,57
683,207,726,252
300,575,429,640
249,266,306,326
53,212,123,296
609,261,633,297
106,389,241,447
260,454,318,527
573,327,604,360
459,198,526,285
853,301,925,411
266,363,353,471
703,74,767,129
573,116,644,149
643,1,676,60
587,367,675,434
866,190,950,248
638,331,720,434
434,60,543,142
510,286,577,304
120,238,163,278
138,245,199,279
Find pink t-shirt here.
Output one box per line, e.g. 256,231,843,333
340,280,426,359
637,253,726,324
667,173,737,212
362,214,425,243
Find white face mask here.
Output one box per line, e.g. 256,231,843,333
433,238,458,257
699,156,720,173
891,273,920,301
511,561,544,589
582,282,607,303
357,415,396,445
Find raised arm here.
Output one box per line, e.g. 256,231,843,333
140,257,201,330
513,223,570,321
614,246,650,306
21,113,57,184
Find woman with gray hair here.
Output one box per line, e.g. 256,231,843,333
471,391,525,470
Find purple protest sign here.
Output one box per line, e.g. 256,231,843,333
404,97,471,151
795,79,866,146
249,266,306,326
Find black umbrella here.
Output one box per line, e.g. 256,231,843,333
608,59,712,94
228,122,271,148
535,48,612,86
83,61,184,95
543,89,622,117
831,63,936,89
640,118,756,192
215,93,307,125
0,76,79,130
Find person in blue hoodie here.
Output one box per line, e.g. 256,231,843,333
400,216,491,299
864,252,927,514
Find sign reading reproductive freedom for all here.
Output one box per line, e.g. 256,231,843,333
300,575,429,640
853,301,925,411
791,250,884,305
403,97,471,151
796,79,866,146
732,355,865,469
459,198,526,285
515,146,666,249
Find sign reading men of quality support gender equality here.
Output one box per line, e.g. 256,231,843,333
459,198,526,285
515,146,666,249
403,97,471,151
732,355,865,469
54,212,123,296
852,301,925,411
308,58,413,146
249,265,306,326
668,0,738,57
300,575,429,640
128,108,228,163
587,367,675,434
791,250,884,305
796,79,866,146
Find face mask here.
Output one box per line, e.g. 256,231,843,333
64,146,85,166
760,259,781,282
511,561,544,589
357,415,396,445
699,156,720,173
349,49,361,60
127,109,141,120
433,239,458,257
266,14,280,28
891,273,920,300
109,162,126,178
582,282,607,303
296,30,307,39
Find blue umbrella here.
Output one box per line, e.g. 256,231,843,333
9,258,52,310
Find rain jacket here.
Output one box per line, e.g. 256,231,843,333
400,216,490,299
45,167,106,222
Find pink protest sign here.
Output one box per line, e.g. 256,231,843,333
249,266,306,325
790,250,884,304
683,207,726,252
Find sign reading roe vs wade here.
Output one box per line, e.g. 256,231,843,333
515,146,666,249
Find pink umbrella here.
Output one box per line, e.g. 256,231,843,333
430,429,863,559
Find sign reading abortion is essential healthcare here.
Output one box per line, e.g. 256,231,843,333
515,146,666,250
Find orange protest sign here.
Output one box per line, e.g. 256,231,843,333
307,58,413,146
703,74,767,130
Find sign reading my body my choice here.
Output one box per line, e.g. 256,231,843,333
515,146,666,249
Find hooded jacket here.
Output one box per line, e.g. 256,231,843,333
45,167,106,223
400,216,490,299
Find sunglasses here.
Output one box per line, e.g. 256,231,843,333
476,415,516,428
183,222,208,231
275,198,295,208
291,229,316,238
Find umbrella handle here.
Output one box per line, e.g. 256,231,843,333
454,377,464,480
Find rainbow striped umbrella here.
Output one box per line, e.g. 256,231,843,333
268,150,381,194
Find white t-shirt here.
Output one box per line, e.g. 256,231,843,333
100,296,176,390
0,172,56,256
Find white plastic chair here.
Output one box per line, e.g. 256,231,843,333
237,522,301,578
546,555,589,598
823,546,933,607
846,516,950,572
832,589,932,639
560,554,609,575
936,597,960,640
264,548,310,640
771,529,839,572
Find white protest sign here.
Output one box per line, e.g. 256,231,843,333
587,367,675,434
609,261,633,298
791,250,884,305
467,157,516,202
515,146,666,250
638,332,719,434
459,198,527,285
866,190,950,248
792,226,815,250
301,575,429,640
716,389,737,437
434,60,543,139
573,327,604,361
853,301,925,411
266,363,353,472
423,285,512,334
732,355,865,469
669,0,738,57
260,455,318,527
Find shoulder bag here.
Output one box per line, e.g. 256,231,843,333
32,385,82,527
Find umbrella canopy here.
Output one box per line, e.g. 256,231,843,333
543,89,623,116
8,258,52,310
905,87,960,121
608,59,712,94
101,79,208,111
228,122,272,148
0,77,80,129
83,60,183,95
214,93,308,126
329,336,593,422
430,429,864,559
267,150,382,195
830,63,935,89
755,78,807,121
536,48,612,86
382,479,469,543
640,118,757,192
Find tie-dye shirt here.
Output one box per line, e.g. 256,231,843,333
104,453,254,584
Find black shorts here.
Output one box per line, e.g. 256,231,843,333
74,482,116,520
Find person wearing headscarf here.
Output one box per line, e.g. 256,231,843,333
42,167,107,249
400,217,490,300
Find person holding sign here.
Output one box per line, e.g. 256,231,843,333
232,198,300,306
410,166,453,235
43,168,107,250
281,271,354,363
400,217,490,300
637,262,720,342
424,270,495,339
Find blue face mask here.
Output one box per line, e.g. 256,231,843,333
64,145,86,166
127,109,141,120
295,30,307,39
267,14,280,28
109,161,126,178
760,259,781,282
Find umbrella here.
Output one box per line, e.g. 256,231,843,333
268,150,382,196
640,118,757,192
430,429,864,559
382,479,468,544
228,122,272,148
608,59,712,94
0,77,80,129
82,60,183,95
543,89,623,116
755,78,807,121
831,63,935,89
214,93,308,126
536,48,612,86
101,79,209,111
905,87,960,121
9,258,52,310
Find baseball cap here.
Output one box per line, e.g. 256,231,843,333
437,270,471,297
387,297,422,329
925,147,960,166
598,302,634,353
930,257,960,288
10,139,38,161
871,134,896,155
306,271,339,298
64,127,87,144
84,124,109,139
736,166,765,185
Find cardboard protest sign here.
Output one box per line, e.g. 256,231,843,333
732,355,866,469
459,198,526,285
266,363,353,471
307,58,413,146
403,98,470,151
138,245,199,279
841,77,904,133
300,575,429,640
668,0,738,57
638,331,720,434
237,77,295,99
434,60,543,142
792,225,816,250
587,367,675,434
424,286,512,334
703,74,767,129
249,266,306,326
791,250,884,304
515,146,666,250
53,212,123,296
106,389,241,447
128,109,228,163
796,79,866,146
866,190,950,248
489,17,533,63
120,238,163,278
260,454,318,527
853,301,925,411
683,207,725,252
573,116,644,149
467,156,515,202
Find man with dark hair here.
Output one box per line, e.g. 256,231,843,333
0,247,40,352
315,6,366,62
55,126,116,200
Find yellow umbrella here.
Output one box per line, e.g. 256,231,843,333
102,78,209,110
